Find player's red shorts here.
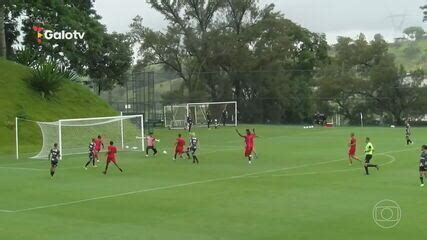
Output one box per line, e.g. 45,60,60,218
348,148,356,156
107,157,116,164
245,146,253,157
95,147,101,152
175,147,184,154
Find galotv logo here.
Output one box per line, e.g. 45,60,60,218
32,26,85,44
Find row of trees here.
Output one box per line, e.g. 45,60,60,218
130,0,426,125
0,0,133,94
130,0,328,123
317,34,426,125
403,26,425,41
1,0,426,124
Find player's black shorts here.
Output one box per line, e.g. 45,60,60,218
420,166,426,172
365,154,373,163
187,147,197,155
89,153,94,160
51,160,58,167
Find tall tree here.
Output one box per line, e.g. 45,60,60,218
132,1,328,123
2,0,132,94
421,4,427,22
87,32,133,95
318,33,426,125
0,3,5,58
365,58,425,125
403,26,425,40
130,0,225,101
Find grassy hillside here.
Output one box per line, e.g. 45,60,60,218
389,39,427,71
0,59,117,154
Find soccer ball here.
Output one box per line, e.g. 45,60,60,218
163,150,168,154
125,145,129,149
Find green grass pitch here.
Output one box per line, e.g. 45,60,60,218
0,125,425,240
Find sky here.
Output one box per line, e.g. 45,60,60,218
93,0,426,43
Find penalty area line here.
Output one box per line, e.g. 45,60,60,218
0,166,46,171
0,209,14,213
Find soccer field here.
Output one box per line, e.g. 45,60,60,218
0,125,425,240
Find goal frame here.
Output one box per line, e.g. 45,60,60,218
163,104,187,129
164,101,238,129
15,114,144,160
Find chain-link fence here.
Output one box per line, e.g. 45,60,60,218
100,70,427,127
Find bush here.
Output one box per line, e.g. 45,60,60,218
403,45,420,58
15,104,29,119
58,65,78,82
14,47,39,67
4,119,14,130
26,62,68,99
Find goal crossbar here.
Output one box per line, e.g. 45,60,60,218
16,114,144,160
164,101,238,129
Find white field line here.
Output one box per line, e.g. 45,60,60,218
224,148,415,179
0,127,365,168
0,209,14,213
0,149,411,213
269,153,396,178
0,166,46,171
0,160,47,167
0,147,242,172
208,127,345,147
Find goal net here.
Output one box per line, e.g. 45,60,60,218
16,115,144,159
163,104,187,129
164,101,237,129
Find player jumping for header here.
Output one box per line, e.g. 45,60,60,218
174,134,186,160
48,143,60,178
236,128,256,164
103,141,123,174
186,132,199,164
348,132,361,165
419,145,427,187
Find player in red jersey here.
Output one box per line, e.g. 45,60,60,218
94,135,104,163
236,128,256,164
103,141,123,174
348,132,360,165
173,134,186,160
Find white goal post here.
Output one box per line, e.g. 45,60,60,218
163,104,187,129
16,114,144,159
164,101,238,129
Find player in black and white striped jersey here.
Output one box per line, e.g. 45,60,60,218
405,121,413,145
186,132,199,164
419,145,427,187
84,138,97,169
48,143,60,178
